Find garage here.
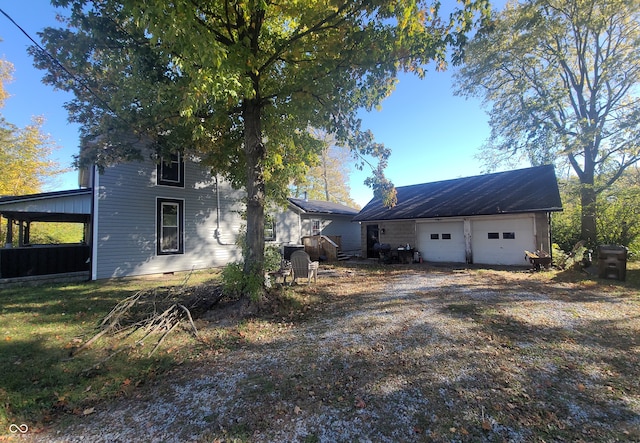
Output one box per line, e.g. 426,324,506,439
471,216,535,265
354,166,562,265
417,221,466,263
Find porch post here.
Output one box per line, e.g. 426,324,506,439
5,217,13,248
24,221,31,245
18,221,24,247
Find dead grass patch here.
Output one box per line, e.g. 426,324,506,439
5,263,640,442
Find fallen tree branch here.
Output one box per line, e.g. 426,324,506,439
73,283,223,360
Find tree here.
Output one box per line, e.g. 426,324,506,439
292,129,359,208
34,0,490,296
455,0,640,247
552,166,640,256
0,59,64,196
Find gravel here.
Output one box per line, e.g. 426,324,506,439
27,269,640,442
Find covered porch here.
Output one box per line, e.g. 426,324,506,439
0,189,92,281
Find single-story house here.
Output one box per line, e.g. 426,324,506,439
352,165,563,266
0,152,360,282
275,198,361,259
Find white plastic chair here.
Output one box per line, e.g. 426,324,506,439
290,250,319,285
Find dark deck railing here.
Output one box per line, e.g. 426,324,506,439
0,245,91,278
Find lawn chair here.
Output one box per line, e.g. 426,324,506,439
267,259,292,286
290,250,319,285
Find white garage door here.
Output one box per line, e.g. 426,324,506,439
417,221,466,263
472,217,535,265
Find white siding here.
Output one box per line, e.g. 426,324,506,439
305,215,360,254
272,207,301,246
94,158,244,279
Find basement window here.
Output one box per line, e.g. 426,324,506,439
488,232,499,239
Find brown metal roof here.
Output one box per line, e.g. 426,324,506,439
288,198,359,216
353,165,563,222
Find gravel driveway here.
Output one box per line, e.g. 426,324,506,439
32,268,640,442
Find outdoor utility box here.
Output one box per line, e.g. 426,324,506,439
283,244,305,260
597,245,627,281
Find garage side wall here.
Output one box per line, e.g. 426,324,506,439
377,220,416,249
360,220,416,258
534,212,552,253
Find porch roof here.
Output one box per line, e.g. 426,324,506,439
0,189,92,223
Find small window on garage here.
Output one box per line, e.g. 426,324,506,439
430,233,439,240
503,232,516,239
442,233,452,240
488,232,499,239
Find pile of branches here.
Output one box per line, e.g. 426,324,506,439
73,279,225,363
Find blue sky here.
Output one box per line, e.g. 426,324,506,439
1,1,498,207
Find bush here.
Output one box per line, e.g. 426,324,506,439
552,243,590,270
221,262,265,302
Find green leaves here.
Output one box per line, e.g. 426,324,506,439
455,0,640,244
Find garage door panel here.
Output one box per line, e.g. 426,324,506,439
417,222,465,263
472,218,535,265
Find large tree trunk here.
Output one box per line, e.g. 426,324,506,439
242,98,266,281
580,182,597,247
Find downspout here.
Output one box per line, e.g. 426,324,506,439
548,212,553,261
91,165,99,281
214,174,234,245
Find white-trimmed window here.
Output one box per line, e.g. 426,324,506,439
157,152,185,187
157,198,184,255
311,219,321,236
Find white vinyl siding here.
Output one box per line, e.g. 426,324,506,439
94,157,243,279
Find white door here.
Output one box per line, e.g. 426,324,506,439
417,221,466,263
471,216,535,265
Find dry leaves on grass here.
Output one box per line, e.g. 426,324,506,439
33,266,640,443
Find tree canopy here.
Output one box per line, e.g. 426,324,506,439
33,0,490,294
455,0,640,246
0,58,65,197
291,129,359,208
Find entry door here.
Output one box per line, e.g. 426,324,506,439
366,224,379,258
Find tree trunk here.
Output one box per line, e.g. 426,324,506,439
580,182,597,248
242,98,266,281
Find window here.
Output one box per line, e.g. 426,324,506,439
157,198,184,255
442,233,452,240
430,233,439,240
265,216,276,241
311,219,321,236
488,232,499,239
503,232,516,239
157,152,185,187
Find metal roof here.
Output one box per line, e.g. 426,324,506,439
288,198,360,216
0,189,92,222
353,165,563,222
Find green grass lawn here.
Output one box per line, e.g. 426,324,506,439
0,271,220,432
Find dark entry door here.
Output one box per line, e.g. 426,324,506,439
366,224,379,258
